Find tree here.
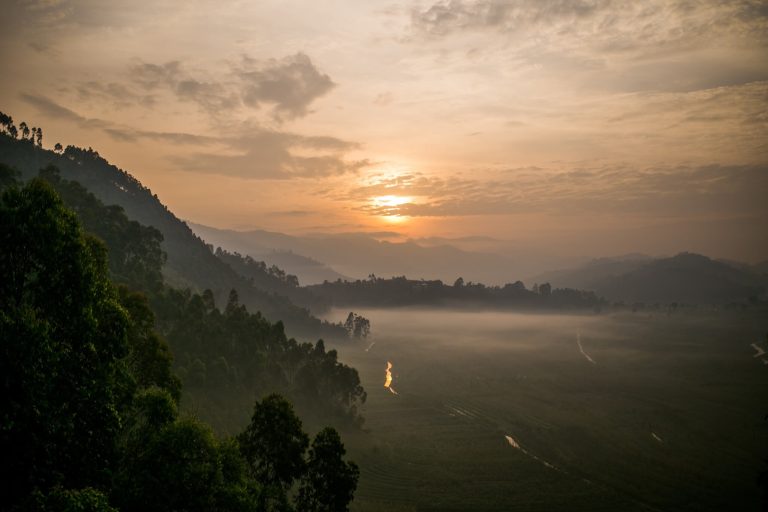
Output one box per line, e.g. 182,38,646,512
117,287,181,401
453,277,464,288
0,179,132,507
54,142,63,153
344,312,371,339
0,162,20,191
296,427,359,512
115,415,247,512
0,111,16,137
539,282,552,297
238,394,309,490
35,127,43,147
34,487,117,512
19,121,29,140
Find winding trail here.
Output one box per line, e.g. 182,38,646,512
577,333,596,365
505,435,558,471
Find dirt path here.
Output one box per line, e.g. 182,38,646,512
577,333,596,364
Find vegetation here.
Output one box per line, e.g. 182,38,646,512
0,122,346,340
344,312,371,339
0,156,360,509
309,274,604,311
214,247,331,314
10,162,365,432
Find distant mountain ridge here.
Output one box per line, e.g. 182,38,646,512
187,222,349,285
188,222,525,285
532,252,766,304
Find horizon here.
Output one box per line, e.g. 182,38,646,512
1,0,767,268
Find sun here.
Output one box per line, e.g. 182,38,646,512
373,195,412,207
370,195,412,223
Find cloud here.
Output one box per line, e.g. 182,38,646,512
344,164,768,219
129,61,239,113
409,1,768,92
411,0,605,36
411,0,768,44
266,210,315,217
236,53,335,120
76,80,155,108
19,93,111,130
20,93,222,146
173,131,370,179
93,53,336,121
20,93,368,179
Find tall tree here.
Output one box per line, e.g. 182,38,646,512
296,427,359,512
238,394,309,490
0,179,132,508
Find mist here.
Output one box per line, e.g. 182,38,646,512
326,307,767,511
2,0,766,510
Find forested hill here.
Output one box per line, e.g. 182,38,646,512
308,275,604,311
531,253,766,305
0,133,343,340
0,161,362,511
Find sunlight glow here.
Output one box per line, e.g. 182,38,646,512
382,215,408,224
384,361,398,395
371,195,412,224
373,195,412,208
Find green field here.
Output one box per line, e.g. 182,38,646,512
323,308,768,511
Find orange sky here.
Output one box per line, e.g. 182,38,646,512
1,0,766,263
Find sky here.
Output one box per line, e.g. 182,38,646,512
1,0,767,265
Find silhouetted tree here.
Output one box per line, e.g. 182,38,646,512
19,121,29,140
238,394,309,490
0,112,16,137
296,427,359,512
344,312,371,339
0,179,132,507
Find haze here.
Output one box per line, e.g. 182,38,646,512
1,0,767,267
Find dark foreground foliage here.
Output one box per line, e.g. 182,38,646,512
27,165,365,432
0,172,359,510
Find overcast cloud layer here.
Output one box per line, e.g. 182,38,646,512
1,0,766,265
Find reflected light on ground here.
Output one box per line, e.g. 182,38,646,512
384,361,398,395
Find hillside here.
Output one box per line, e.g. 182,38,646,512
596,252,764,304
533,252,765,304
187,221,349,285
189,222,523,285
529,254,654,290
0,135,345,340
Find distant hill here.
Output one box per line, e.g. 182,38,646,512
0,136,345,339
189,223,523,285
530,254,654,291
188,222,348,285
533,252,765,304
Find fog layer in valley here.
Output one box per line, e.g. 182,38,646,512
327,308,767,512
